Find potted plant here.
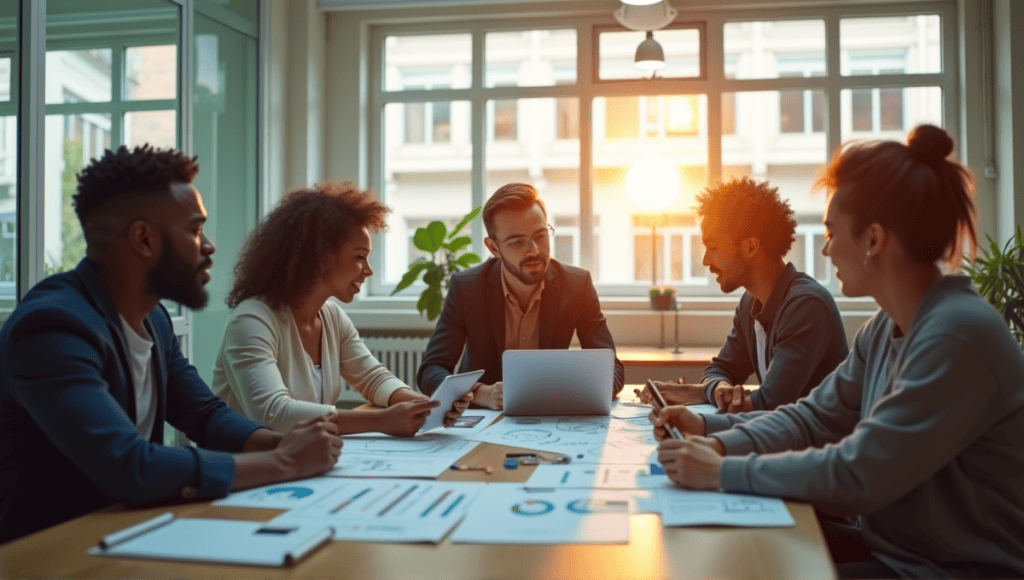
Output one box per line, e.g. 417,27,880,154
649,285,677,311
963,224,1024,348
391,207,483,320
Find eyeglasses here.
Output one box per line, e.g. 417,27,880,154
499,224,555,252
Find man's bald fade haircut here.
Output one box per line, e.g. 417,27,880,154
73,144,200,253
696,176,797,260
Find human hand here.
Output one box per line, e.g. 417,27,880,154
712,382,753,413
381,399,439,437
274,415,343,479
648,405,706,440
472,382,503,410
443,391,474,428
656,438,724,490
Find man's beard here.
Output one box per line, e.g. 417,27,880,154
504,254,549,285
148,236,210,310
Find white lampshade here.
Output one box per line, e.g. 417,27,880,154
634,31,665,71
621,0,663,5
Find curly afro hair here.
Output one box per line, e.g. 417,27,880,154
696,176,797,259
74,144,199,223
227,182,390,310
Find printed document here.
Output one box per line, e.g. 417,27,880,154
450,484,629,544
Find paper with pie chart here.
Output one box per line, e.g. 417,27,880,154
469,415,657,465
214,476,353,509
270,478,487,543
449,484,629,544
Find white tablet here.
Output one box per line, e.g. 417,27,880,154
420,369,486,432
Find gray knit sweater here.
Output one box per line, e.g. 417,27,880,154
716,276,1024,578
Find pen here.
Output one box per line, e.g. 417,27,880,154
645,379,686,440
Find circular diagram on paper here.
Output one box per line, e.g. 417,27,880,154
265,486,315,499
555,417,608,434
566,498,628,514
511,499,555,516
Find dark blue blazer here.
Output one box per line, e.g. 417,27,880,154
416,258,625,397
0,259,263,543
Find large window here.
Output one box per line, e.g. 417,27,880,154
0,1,16,324
43,2,180,277
9,0,261,382
369,5,955,298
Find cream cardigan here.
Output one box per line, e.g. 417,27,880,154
211,296,407,432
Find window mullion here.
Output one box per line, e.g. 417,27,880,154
578,21,594,272
18,0,46,298
470,26,485,254
825,13,843,158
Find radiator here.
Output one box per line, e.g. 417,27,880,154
340,336,431,401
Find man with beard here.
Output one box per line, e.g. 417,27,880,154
417,183,624,409
639,177,847,423
0,145,342,544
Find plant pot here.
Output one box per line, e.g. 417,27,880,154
649,289,676,311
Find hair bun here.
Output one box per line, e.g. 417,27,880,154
907,124,953,163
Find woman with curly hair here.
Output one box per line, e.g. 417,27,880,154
212,182,469,436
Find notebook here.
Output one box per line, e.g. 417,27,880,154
501,349,614,416
88,512,333,567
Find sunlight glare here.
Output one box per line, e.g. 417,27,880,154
626,156,681,212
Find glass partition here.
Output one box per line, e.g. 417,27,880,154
0,0,17,324
189,11,259,384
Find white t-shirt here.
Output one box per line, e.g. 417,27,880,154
310,363,324,404
120,315,157,441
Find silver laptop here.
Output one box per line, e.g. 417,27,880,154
502,349,614,416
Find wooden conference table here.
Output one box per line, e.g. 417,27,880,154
0,409,836,580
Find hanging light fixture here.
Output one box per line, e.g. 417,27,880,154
634,31,665,70
614,1,677,72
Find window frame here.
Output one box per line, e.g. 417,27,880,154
364,2,958,306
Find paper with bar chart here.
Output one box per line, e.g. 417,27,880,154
270,478,487,543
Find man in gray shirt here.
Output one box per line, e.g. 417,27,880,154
642,177,847,413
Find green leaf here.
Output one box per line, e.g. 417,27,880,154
448,206,482,239
422,264,445,288
413,221,448,253
390,260,431,296
454,252,482,268
444,236,472,253
416,286,444,320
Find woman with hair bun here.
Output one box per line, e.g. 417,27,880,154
651,125,1024,578
212,182,470,437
